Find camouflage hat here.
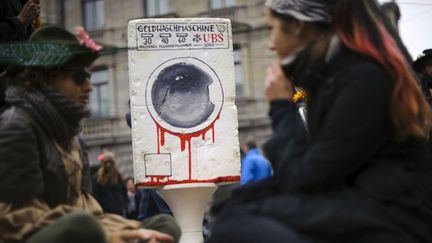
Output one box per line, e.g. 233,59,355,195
0,25,118,68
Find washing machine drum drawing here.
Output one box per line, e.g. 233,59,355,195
149,58,223,131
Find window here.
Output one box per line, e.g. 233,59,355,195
82,0,104,30
89,69,109,117
234,47,244,97
209,0,235,9
144,0,169,17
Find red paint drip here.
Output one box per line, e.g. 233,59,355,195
155,124,167,154
180,137,187,151
156,125,160,154
213,113,220,143
137,176,241,187
187,139,192,180
160,128,165,146
211,126,215,143
151,112,221,180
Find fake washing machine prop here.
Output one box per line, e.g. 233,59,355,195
128,18,240,243
128,18,240,186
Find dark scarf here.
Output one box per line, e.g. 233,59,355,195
5,86,90,151
281,44,329,90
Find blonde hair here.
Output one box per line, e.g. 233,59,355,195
96,150,123,186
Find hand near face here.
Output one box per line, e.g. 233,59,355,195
18,0,41,27
265,61,294,102
109,229,174,243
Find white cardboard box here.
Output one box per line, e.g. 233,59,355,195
128,18,240,187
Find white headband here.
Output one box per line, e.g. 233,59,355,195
265,0,332,22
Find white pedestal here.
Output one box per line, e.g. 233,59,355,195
158,183,217,243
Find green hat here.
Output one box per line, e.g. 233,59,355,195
0,25,119,68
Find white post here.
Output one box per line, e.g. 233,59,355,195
158,183,217,243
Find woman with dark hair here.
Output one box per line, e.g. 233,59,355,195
0,25,179,243
206,0,432,242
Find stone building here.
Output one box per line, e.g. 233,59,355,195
40,0,275,176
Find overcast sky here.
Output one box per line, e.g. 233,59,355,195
378,0,432,59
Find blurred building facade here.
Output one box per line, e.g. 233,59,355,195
40,0,275,176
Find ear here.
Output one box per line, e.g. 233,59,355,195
285,19,304,36
293,20,305,36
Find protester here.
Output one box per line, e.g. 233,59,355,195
0,0,41,108
413,49,432,104
137,190,173,220
0,0,39,41
125,101,173,221
240,140,272,185
125,177,140,220
206,1,432,242
0,25,180,243
93,150,128,217
413,49,432,144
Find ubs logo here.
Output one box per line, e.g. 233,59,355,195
203,34,225,43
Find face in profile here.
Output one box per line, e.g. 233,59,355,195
264,8,303,60
54,66,93,105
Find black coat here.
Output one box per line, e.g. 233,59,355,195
126,191,141,220
92,177,128,217
214,48,432,242
0,106,92,207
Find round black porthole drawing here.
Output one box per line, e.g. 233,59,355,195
146,57,224,133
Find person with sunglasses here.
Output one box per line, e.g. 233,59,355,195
0,25,180,243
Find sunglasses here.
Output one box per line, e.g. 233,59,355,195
61,67,92,86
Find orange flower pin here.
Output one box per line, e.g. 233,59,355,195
293,90,306,103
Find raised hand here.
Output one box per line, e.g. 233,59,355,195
17,0,41,27
264,61,294,102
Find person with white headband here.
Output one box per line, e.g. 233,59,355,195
205,0,432,242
